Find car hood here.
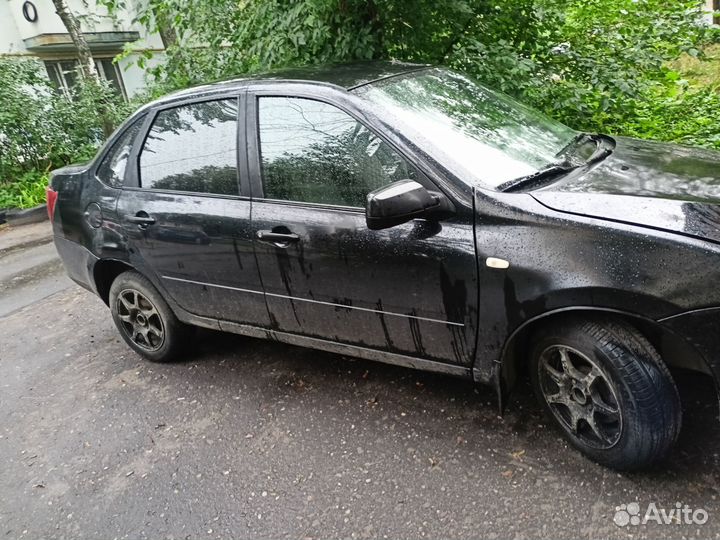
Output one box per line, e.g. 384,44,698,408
531,136,720,244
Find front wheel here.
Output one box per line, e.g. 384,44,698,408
529,317,682,470
109,270,190,362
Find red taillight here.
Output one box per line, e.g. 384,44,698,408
46,186,58,221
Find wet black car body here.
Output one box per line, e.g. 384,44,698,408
49,62,720,470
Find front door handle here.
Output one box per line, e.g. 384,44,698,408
127,212,156,229
256,230,300,245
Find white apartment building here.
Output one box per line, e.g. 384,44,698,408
0,0,165,98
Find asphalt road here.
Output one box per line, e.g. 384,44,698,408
1,230,720,539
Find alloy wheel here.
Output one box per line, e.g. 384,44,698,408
538,345,623,449
116,288,165,352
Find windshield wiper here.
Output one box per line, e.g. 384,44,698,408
498,162,577,192
557,132,593,158
499,133,614,192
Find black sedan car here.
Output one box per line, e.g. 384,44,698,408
48,61,720,470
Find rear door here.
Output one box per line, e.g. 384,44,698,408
117,95,270,327
246,90,478,366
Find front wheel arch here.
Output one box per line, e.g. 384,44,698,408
528,316,682,469
497,307,715,401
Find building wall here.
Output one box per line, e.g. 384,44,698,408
0,0,165,96
706,0,719,25
0,1,27,54
117,53,166,97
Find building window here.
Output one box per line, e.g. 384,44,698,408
715,0,720,25
44,58,127,99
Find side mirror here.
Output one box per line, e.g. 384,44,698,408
366,179,454,230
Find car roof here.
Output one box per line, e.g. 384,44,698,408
147,60,429,108
250,60,428,89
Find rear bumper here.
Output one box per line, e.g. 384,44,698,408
53,236,99,294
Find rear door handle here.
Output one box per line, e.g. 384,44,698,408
127,212,156,228
256,230,300,244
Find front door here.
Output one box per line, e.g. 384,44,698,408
117,96,270,327
247,94,478,365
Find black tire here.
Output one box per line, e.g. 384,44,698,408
529,317,682,471
109,270,191,362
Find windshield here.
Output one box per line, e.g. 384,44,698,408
356,68,578,188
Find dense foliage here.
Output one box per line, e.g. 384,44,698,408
0,58,130,209
108,0,719,145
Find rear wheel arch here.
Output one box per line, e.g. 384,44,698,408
108,270,191,362
498,307,714,393
93,259,136,306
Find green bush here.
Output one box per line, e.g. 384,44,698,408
446,0,710,135
0,171,48,210
0,57,130,209
614,86,720,149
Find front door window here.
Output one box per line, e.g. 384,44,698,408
258,96,417,207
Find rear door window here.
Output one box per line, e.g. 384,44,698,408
140,99,239,196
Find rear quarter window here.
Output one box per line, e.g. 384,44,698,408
96,116,145,188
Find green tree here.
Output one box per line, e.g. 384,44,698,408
95,0,720,150
51,0,118,137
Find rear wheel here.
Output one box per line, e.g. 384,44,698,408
529,317,682,470
109,271,190,362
